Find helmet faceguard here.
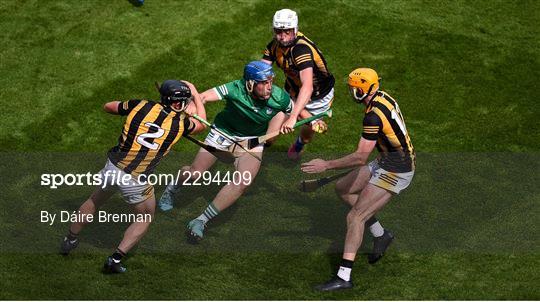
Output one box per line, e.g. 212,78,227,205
244,61,275,100
348,68,380,103
158,80,192,112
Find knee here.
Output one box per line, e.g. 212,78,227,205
346,208,369,225
229,181,251,195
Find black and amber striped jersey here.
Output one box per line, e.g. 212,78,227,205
362,91,415,173
263,32,335,99
107,99,193,176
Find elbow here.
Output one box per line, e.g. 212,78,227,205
103,102,119,114
103,103,114,114
355,152,367,166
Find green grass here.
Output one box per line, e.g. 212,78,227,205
0,0,539,299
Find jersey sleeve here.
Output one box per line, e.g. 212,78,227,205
262,40,276,62
212,81,238,101
117,99,142,116
280,90,294,114
182,115,196,136
291,44,315,70
362,112,382,140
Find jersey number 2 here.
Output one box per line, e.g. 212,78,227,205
136,122,165,150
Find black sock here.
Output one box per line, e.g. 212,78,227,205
67,230,78,241
112,248,126,262
365,216,378,227
340,258,354,269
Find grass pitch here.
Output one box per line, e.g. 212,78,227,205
0,0,539,299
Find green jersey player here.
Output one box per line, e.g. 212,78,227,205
159,61,292,243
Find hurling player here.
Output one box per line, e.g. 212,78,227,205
302,68,415,291
159,61,293,243
60,80,206,273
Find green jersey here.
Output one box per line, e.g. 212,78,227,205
213,79,293,136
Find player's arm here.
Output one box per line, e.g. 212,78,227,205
261,41,275,65
182,81,206,135
281,45,315,133
200,81,237,104
291,67,314,117
301,139,376,173
301,113,380,173
103,100,140,115
328,138,376,169
199,88,221,104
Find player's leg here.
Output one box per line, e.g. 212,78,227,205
117,195,155,253
60,187,114,255
159,147,218,211
187,147,263,242
103,194,156,274
287,110,312,160
334,166,370,206
103,178,156,273
316,184,392,291
334,166,390,249
335,163,394,264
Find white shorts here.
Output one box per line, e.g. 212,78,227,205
99,159,154,204
204,128,264,154
368,160,414,194
304,88,334,116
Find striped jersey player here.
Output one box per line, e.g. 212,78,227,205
301,68,415,291
60,80,206,274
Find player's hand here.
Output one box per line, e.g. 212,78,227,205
181,80,199,96
311,120,328,134
301,159,329,173
280,116,296,134
184,102,197,116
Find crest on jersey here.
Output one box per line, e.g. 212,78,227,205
266,107,274,115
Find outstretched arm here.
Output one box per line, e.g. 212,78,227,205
200,88,222,104
103,101,121,115
301,138,377,173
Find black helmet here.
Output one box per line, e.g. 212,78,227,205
159,80,192,112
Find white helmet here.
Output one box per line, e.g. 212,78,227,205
273,9,298,33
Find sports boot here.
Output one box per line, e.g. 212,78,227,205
368,229,394,264
186,219,206,244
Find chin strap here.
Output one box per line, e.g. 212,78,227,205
353,84,376,103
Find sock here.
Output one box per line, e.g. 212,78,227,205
366,216,384,237
337,259,354,281
67,229,79,241
293,136,305,152
167,181,180,194
196,203,220,224
111,248,126,263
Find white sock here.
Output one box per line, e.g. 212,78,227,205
369,221,384,237
166,182,178,194
196,203,219,224
337,266,352,281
